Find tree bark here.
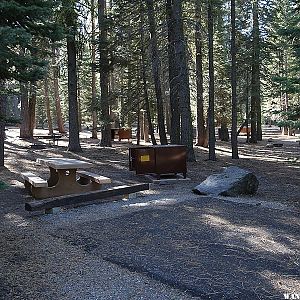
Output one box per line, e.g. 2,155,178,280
162,69,171,135
245,69,250,143
195,0,206,147
143,110,150,143
98,0,112,147
166,0,195,161
207,0,216,160
0,81,6,167
20,82,31,138
136,102,141,145
283,50,290,135
64,0,82,152
28,82,36,138
250,0,260,143
166,0,180,144
77,79,82,132
140,3,157,145
44,77,53,135
231,0,239,159
140,110,145,141
145,0,167,145
52,46,66,134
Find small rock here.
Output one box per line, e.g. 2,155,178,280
266,143,274,148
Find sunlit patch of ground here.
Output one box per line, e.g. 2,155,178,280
2,125,300,208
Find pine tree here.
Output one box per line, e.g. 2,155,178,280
166,0,181,144
91,0,98,139
139,2,157,145
165,0,196,161
145,0,168,145
250,0,261,143
0,0,63,153
98,0,112,147
195,0,206,147
52,46,66,134
231,0,239,159
207,0,216,161
0,0,62,81
62,0,82,152
0,82,6,167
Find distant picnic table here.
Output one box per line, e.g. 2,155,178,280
33,133,62,146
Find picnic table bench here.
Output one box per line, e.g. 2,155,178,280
33,134,62,139
22,158,150,214
21,158,111,199
32,134,62,146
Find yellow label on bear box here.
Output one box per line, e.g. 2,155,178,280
140,155,150,162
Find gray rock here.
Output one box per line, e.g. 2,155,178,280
193,166,259,196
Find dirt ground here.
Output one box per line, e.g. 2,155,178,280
0,126,299,300
1,126,299,209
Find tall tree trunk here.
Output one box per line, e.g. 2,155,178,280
44,77,53,135
91,0,98,141
0,81,6,167
145,0,167,145
28,82,36,138
77,79,82,132
109,72,115,126
52,46,66,134
140,3,157,145
279,49,288,135
257,92,262,139
166,0,180,144
98,0,112,146
136,102,141,145
162,68,171,135
20,82,31,138
165,100,171,135
140,110,145,141
166,0,195,161
122,67,132,127
246,69,250,143
64,0,82,152
143,110,150,143
231,0,239,159
195,0,205,147
207,0,216,161
250,0,260,143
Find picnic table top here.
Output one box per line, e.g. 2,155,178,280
36,158,93,170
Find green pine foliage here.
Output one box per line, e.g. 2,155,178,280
0,0,63,81
264,0,300,125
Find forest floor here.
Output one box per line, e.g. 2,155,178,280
0,126,299,299
2,125,300,208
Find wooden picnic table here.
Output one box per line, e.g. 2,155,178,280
22,158,111,199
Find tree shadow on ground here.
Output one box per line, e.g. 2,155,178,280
51,197,300,299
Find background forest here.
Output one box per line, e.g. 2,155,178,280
0,0,299,166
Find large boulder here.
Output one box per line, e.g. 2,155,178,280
193,166,259,196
